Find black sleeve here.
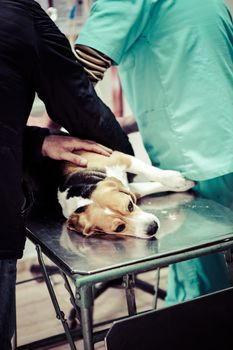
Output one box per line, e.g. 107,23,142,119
32,3,134,156
23,125,50,165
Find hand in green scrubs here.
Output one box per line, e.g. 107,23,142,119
76,0,233,304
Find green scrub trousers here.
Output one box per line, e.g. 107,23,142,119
166,173,233,305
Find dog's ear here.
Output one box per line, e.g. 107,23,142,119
123,190,137,204
82,224,94,236
131,191,140,201
103,177,137,203
67,213,94,236
67,214,81,232
118,187,137,204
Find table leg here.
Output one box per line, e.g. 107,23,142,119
152,268,161,309
36,245,77,350
60,270,81,322
76,285,94,350
123,274,137,315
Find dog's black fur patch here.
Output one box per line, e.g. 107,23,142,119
75,205,88,214
66,184,97,199
59,169,107,200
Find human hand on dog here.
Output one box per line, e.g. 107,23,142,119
41,135,112,166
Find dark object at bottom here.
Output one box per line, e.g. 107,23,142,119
106,286,233,350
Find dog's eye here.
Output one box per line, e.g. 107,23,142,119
128,201,134,212
115,224,126,233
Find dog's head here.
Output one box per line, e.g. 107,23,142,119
58,177,159,239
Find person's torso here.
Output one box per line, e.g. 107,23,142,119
119,0,233,181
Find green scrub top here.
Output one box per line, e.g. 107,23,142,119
76,0,233,181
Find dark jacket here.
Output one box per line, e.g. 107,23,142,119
0,0,133,259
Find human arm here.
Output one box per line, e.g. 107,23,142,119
75,0,152,65
32,3,134,155
41,134,112,166
74,0,149,132
73,47,139,133
116,115,138,135
23,126,112,167
74,0,151,83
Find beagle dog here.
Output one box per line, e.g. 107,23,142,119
58,151,194,239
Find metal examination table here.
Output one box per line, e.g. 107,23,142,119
25,192,233,350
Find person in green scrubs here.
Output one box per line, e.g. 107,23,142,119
75,0,233,304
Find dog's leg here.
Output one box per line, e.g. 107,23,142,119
124,155,195,192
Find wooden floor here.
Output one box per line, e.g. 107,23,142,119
16,256,168,350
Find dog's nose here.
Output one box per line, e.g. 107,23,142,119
146,221,159,236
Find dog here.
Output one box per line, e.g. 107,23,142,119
57,150,194,239
59,192,195,262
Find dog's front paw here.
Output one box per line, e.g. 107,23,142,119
158,170,195,192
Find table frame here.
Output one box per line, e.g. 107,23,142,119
23,231,233,350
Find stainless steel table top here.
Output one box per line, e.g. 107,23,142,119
26,192,233,275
